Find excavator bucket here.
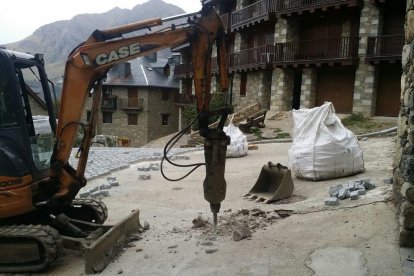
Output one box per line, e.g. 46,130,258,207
243,162,294,204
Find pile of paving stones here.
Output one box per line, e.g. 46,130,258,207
78,175,120,199
325,179,376,206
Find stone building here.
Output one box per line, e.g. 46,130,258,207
175,0,405,117
82,52,180,147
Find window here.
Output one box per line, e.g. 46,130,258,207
102,112,112,123
240,72,247,97
128,114,138,125
86,111,91,122
0,69,17,128
161,114,170,125
162,90,169,101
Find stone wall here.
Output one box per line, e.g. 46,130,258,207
395,0,414,247
300,68,317,108
82,87,179,147
353,0,381,116
147,88,180,143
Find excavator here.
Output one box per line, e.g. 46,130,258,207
0,4,230,273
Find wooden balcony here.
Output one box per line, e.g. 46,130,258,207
275,0,363,17
174,63,193,79
229,37,359,70
229,45,275,72
175,94,196,107
101,96,117,111
366,34,404,64
231,0,277,31
118,98,144,111
272,36,360,67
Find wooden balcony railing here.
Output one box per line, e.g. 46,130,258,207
272,36,360,66
275,0,362,16
101,97,117,110
118,98,144,110
366,34,404,63
174,63,193,79
229,45,275,72
229,37,359,70
231,0,277,31
175,94,196,106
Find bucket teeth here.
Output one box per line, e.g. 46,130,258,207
255,197,265,203
242,193,251,198
248,195,257,200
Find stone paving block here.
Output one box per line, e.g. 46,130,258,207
79,191,90,198
139,174,151,180
357,189,366,195
350,191,359,200
100,183,112,190
329,184,343,197
109,181,119,187
338,188,350,200
90,191,102,198
325,197,340,206
88,186,99,193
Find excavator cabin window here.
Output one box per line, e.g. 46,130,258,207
0,69,17,128
15,63,55,171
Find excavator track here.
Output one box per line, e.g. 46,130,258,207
62,198,108,224
0,224,63,273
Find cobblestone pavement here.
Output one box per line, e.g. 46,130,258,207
69,146,201,180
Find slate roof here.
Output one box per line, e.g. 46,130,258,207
103,49,179,89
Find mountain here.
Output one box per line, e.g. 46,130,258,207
4,0,186,81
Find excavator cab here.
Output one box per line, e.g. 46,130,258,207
0,49,57,217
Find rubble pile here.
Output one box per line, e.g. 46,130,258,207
192,208,293,240
325,179,376,206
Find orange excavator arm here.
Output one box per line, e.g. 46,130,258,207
51,6,229,206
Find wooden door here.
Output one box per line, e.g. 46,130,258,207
375,65,401,117
315,67,355,114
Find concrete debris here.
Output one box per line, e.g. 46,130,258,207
205,248,218,253
143,221,150,230
383,177,393,184
200,241,214,246
107,176,117,181
101,190,110,197
232,224,252,241
326,179,376,206
192,215,209,228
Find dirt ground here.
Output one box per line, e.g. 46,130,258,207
44,130,405,275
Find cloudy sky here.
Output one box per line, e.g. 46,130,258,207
0,0,202,44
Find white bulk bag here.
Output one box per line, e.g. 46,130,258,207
224,116,248,158
288,102,364,180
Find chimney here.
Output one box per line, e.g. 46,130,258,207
147,52,157,62
117,63,131,78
